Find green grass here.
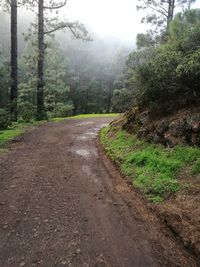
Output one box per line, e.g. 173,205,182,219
52,113,120,122
100,126,200,202
0,121,44,148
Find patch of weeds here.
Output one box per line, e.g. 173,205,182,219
147,195,163,203
0,127,24,147
100,126,200,201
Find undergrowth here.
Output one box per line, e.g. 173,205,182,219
100,126,200,202
52,113,120,122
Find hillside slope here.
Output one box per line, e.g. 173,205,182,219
100,108,200,261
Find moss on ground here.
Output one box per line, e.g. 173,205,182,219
100,126,200,202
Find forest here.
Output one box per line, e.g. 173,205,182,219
0,0,129,128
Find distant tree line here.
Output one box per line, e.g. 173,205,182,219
0,1,127,130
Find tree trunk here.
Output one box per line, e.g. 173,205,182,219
37,0,45,120
106,78,113,113
167,0,175,29
10,0,18,121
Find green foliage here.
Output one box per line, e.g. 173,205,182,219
0,49,10,109
134,46,183,114
44,41,71,116
136,33,155,49
18,101,36,122
51,103,74,118
192,159,200,174
100,127,200,201
18,82,37,122
0,127,23,147
119,9,200,116
18,37,74,121
0,108,11,130
0,10,127,121
111,88,132,112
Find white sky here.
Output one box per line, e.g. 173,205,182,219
62,0,146,44
61,0,200,44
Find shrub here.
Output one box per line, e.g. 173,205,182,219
18,101,36,122
0,109,11,130
52,103,74,118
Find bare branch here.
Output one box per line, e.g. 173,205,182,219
44,22,71,34
44,21,92,41
143,1,168,18
43,0,67,10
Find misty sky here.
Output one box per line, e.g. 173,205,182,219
61,0,200,44
61,0,146,44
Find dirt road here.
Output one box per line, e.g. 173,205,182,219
0,118,197,267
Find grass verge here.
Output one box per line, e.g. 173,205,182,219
100,126,200,202
51,113,120,122
0,121,45,148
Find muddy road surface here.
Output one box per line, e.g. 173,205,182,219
0,118,197,267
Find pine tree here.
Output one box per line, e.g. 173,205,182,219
10,0,18,121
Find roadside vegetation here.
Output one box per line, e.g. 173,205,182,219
100,126,200,202
0,120,45,148
0,114,120,148
51,113,120,122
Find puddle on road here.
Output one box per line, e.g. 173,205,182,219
73,122,109,157
76,135,89,141
75,149,90,157
82,165,99,184
74,123,110,142
85,132,96,136
76,121,94,127
99,123,109,128
84,123,109,138
74,148,98,158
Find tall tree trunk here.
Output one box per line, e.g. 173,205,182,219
106,78,113,113
10,0,18,121
170,0,175,23
84,87,89,114
188,0,192,9
37,0,45,120
167,0,175,29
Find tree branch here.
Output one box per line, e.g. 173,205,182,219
43,0,67,9
143,1,168,18
143,0,168,17
44,21,92,41
44,23,71,34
